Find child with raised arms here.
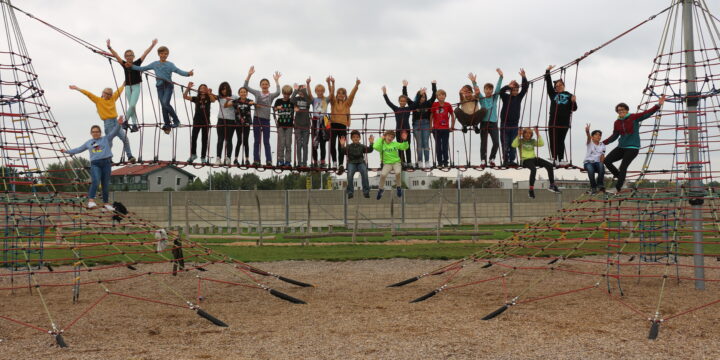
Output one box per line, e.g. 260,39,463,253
339,130,374,199
383,80,416,168
430,89,455,168
274,85,295,167
182,82,217,164
244,66,281,167
374,130,409,199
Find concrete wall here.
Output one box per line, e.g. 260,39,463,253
112,188,587,228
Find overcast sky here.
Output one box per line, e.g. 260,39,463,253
10,0,699,182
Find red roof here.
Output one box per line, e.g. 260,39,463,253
111,164,168,176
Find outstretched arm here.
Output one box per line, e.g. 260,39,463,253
545,65,556,97
347,78,360,106
183,82,194,101
382,86,398,111
585,123,591,145
70,85,99,103
139,39,158,62
327,76,335,103
106,39,125,65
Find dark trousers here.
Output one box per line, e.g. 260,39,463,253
604,147,639,190
480,121,499,162
216,118,235,158
397,129,411,164
329,123,348,166
501,125,519,163
522,157,555,187
234,124,251,159
433,129,450,165
253,117,272,162
548,124,569,161
190,121,209,158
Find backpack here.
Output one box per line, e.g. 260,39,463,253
112,201,128,223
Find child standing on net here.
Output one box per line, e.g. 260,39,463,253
106,38,157,133
374,130,409,200
544,65,578,165
499,69,528,167
215,82,237,166
409,81,437,169
69,83,135,163
61,116,125,210
130,45,194,134
310,82,331,168
383,80,416,168
512,127,560,199
339,130,374,199
274,85,295,167
584,124,606,194
182,82,217,164
471,68,503,167
232,87,254,166
244,66,281,167
328,76,360,175
430,89,455,168
292,79,313,168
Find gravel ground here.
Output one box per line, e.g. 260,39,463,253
1,258,720,359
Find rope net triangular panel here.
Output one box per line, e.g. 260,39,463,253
388,0,720,339
0,0,311,348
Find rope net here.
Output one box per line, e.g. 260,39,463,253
389,0,720,340
0,0,310,347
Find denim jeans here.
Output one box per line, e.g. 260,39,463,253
413,119,431,163
346,162,370,196
89,157,112,202
253,117,272,162
104,118,132,158
584,161,605,189
157,82,180,126
125,83,142,125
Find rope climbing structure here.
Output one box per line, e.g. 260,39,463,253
388,0,720,340
0,0,311,348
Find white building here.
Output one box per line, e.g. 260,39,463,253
332,170,441,190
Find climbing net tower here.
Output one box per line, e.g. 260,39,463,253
390,0,720,339
0,0,311,348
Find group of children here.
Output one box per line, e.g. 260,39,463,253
65,40,666,207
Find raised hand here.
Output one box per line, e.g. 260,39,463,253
496,68,503,77
402,79,408,87
431,79,437,84
248,66,255,76
658,94,666,105
585,123,590,133
400,131,408,141
188,69,194,77
467,73,477,83
369,135,375,143
293,83,299,90
68,85,78,90
151,38,158,46
420,87,427,94
381,85,387,94
106,39,112,49
356,77,361,86
519,68,526,77
273,71,282,81
547,65,555,71
187,81,194,89
306,76,311,84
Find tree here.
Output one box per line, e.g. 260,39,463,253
430,177,453,189
182,178,208,191
43,157,90,192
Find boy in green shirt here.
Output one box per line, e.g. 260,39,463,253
374,130,409,199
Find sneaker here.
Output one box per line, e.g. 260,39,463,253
162,126,171,134
606,188,619,195
376,189,384,200
224,157,231,166
337,165,345,175
558,160,570,166
171,120,180,128
127,157,137,164
481,160,487,167
548,184,561,193
104,204,115,212
266,161,273,167
507,161,518,167
473,126,481,134
320,161,327,168
233,158,240,166
130,124,139,133
122,122,129,130
396,187,402,197
461,126,468,133
87,200,97,209
244,159,251,166
348,193,354,199
252,161,261,167
188,155,197,163
489,160,496,167
599,187,606,193
200,157,209,164
528,190,535,199
363,193,370,198
214,158,222,166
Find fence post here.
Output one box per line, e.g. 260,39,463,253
456,182,461,225
236,190,241,231
225,190,231,230
285,190,290,227
185,198,190,237
436,190,444,243
509,188,514,223
167,191,172,228
343,190,348,228
401,190,406,224
255,191,263,246
472,187,478,242
390,196,395,235
352,194,360,244
305,189,311,246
